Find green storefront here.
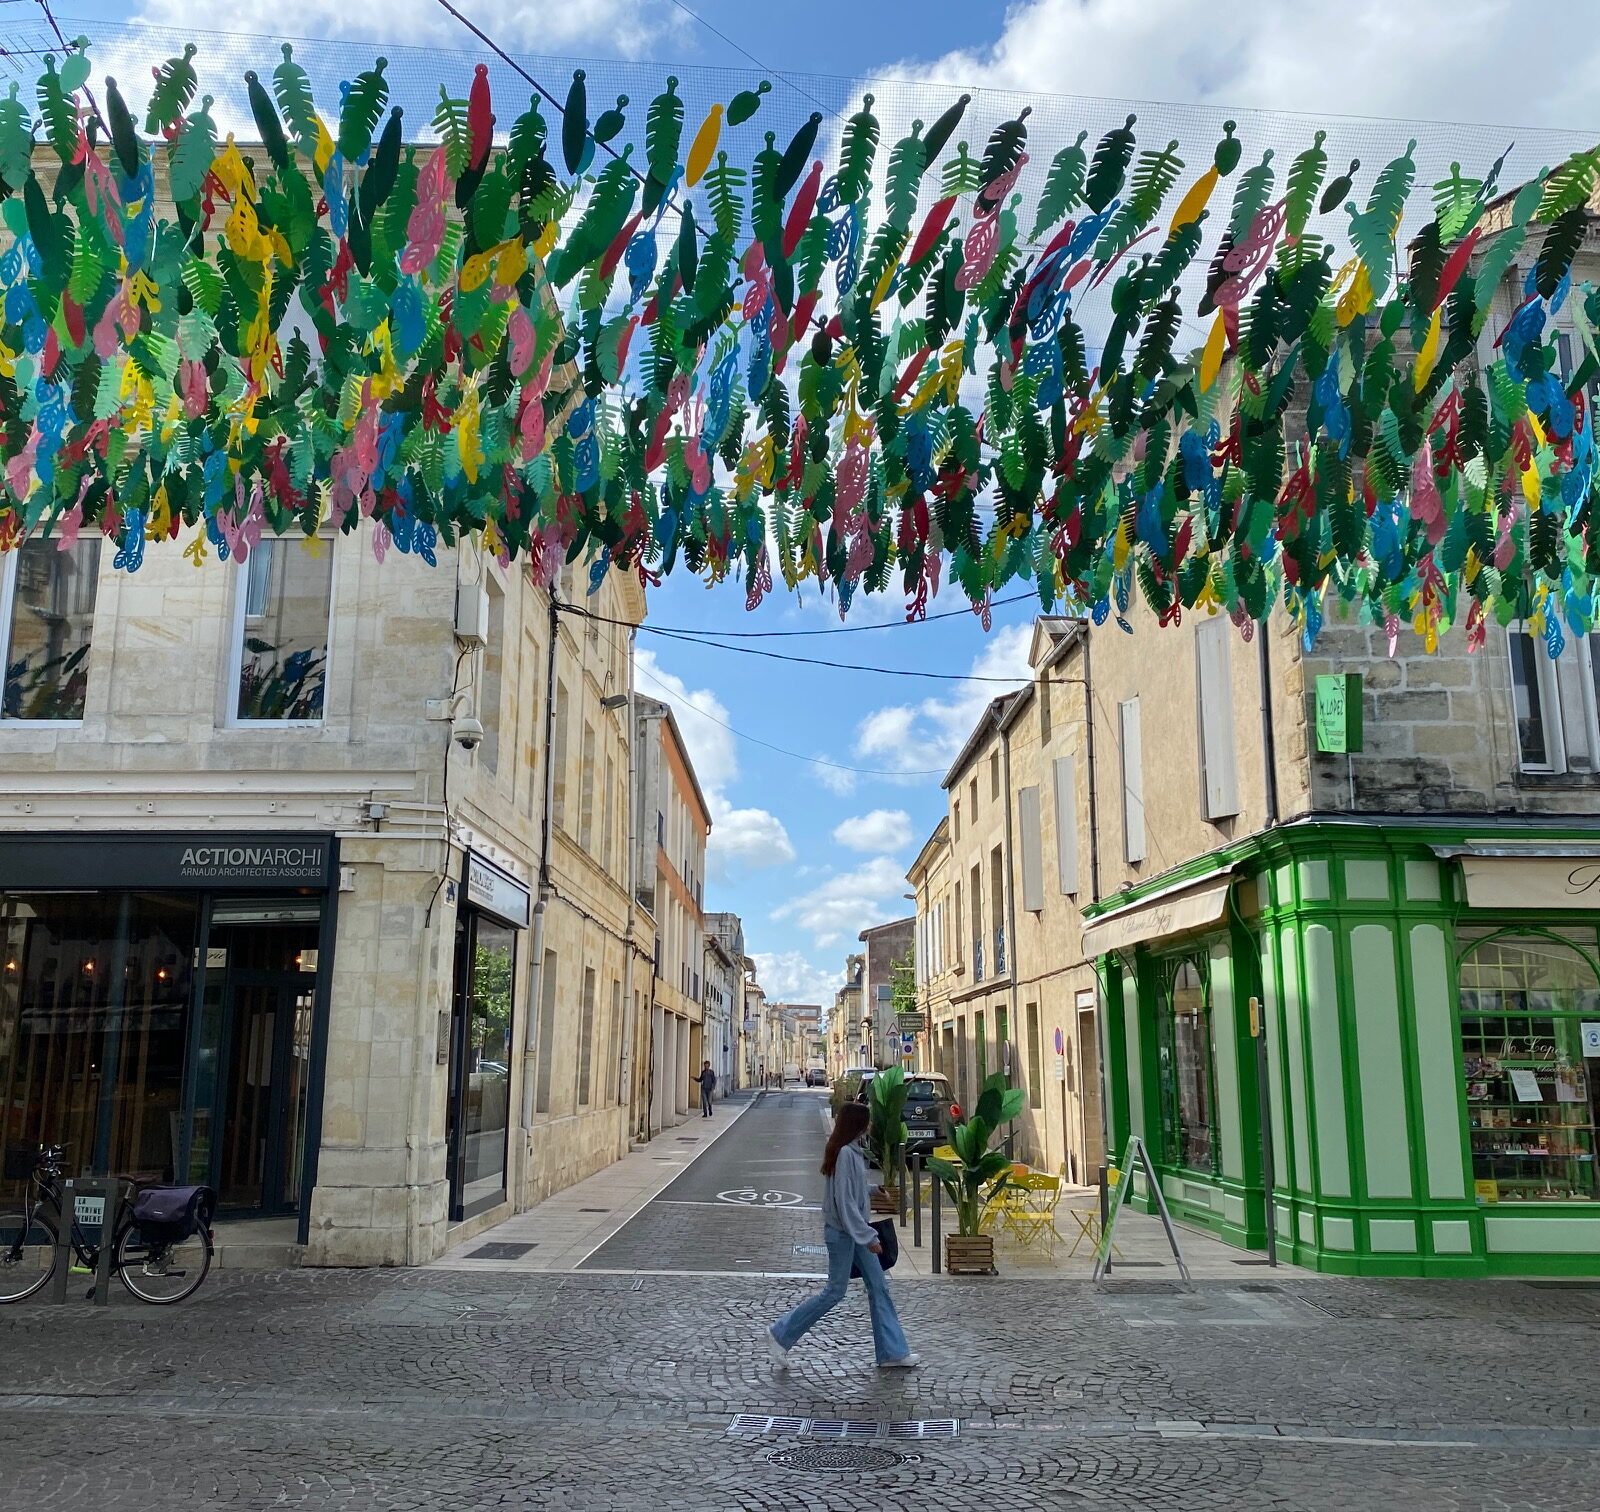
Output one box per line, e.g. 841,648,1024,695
1086,817,1600,1276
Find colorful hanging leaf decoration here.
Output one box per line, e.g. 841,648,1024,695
1,40,1600,660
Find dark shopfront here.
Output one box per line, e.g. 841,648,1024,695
0,833,338,1244
447,852,529,1223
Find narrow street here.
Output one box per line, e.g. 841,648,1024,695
582,1088,828,1274
3,1091,1600,1508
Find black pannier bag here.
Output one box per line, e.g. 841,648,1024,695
130,1185,215,1246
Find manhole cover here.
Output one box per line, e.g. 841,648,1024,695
465,1242,535,1260
765,1444,915,1472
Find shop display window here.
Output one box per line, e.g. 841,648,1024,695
1,538,101,721
0,892,198,1196
1459,928,1600,1203
1157,952,1217,1175
231,539,332,723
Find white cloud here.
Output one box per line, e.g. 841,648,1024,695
773,855,912,949
852,622,1033,779
130,0,679,60
893,0,1600,128
707,799,797,877
832,808,913,855
751,950,845,1009
635,648,794,877
813,762,859,797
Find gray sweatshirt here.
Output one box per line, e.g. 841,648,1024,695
822,1139,878,1245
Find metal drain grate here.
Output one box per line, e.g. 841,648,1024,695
766,1444,915,1472
465,1241,535,1260
729,1415,957,1441
793,1243,829,1257
578,1207,609,1213
1232,1257,1273,1266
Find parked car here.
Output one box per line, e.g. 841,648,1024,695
805,1068,827,1087
900,1074,959,1155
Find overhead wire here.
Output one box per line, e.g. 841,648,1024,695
571,605,1080,684
580,588,1040,638
632,658,947,777
431,0,687,221
662,0,842,120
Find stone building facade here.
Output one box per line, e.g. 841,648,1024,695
633,697,709,1134
0,521,647,1266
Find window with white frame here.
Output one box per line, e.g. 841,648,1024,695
231,539,332,723
1120,697,1147,862
1195,614,1240,818
1507,625,1600,775
1,537,101,721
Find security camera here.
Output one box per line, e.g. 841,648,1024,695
451,714,484,752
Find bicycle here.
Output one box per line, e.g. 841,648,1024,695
0,1146,215,1305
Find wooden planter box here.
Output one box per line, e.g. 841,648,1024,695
870,1186,898,1215
944,1234,996,1275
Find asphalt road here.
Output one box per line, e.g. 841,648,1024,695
581,1089,831,1274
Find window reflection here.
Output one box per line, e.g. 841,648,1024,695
2,539,100,721
235,540,332,722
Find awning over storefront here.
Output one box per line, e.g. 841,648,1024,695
1081,869,1236,959
1447,851,1600,911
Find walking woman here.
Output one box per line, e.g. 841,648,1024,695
765,1101,919,1369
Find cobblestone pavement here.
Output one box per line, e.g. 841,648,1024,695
4,1267,1600,1508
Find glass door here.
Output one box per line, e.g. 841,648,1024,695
216,971,316,1212
448,913,516,1221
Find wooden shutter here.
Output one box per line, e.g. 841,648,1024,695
1018,785,1044,912
1052,755,1080,894
1196,616,1240,818
1120,698,1146,863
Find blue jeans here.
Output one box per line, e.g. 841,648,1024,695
771,1224,910,1364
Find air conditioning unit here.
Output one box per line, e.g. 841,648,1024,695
454,581,489,649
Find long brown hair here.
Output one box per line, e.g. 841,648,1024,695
821,1101,870,1176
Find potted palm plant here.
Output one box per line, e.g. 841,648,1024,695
866,1066,909,1214
927,1073,1024,1275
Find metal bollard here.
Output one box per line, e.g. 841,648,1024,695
931,1172,942,1274
897,1145,908,1226
911,1155,922,1249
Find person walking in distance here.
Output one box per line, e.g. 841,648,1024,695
765,1101,918,1370
697,1061,717,1117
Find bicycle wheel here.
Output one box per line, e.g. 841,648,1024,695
0,1206,58,1304
115,1223,213,1304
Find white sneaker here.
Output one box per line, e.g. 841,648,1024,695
764,1328,791,1368
879,1353,921,1369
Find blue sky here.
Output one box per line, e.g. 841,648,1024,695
27,0,1600,1005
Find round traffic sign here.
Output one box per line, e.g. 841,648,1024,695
1054,1027,1065,1055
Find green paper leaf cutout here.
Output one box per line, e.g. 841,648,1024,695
562,68,588,177
146,44,199,134
0,83,35,188
338,56,388,163
645,75,683,186
1227,149,1276,242
921,93,969,172
433,85,471,180
835,94,880,206
168,95,217,207
105,75,142,177
1030,132,1088,241
1084,114,1137,213
272,44,321,158
36,54,77,164
1284,131,1327,237
58,43,91,98
705,151,746,244
725,79,770,128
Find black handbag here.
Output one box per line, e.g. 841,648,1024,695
850,1219,898,1277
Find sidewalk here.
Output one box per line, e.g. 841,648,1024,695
431,1092,757,1272
892,1199,1266,1281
